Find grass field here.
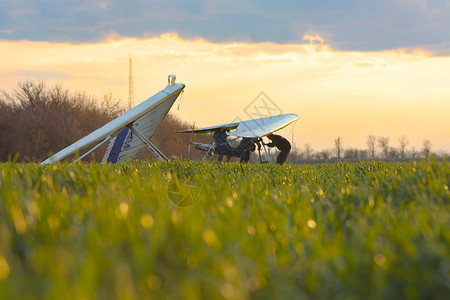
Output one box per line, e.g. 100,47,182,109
0,160,449,299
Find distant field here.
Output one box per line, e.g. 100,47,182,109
0,160,449,299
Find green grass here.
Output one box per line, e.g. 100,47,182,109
0,160,449,299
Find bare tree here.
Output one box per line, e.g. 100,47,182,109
388,147,399,159
367,135,377,159
344,148,359,159
359,150,369,159
411,147,418,159
398,135,409,158
0,80,126,162
422,139,432,157
335,136,343,159
317,149,331,160
377,137,390,158
303,143,313,159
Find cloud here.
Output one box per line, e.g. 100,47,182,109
0,0,449,55
303,35,325,44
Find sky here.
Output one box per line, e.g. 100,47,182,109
1,0,450,153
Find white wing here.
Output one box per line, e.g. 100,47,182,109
178,114,299,138
227,114,299,138
102,90,181,163
41,80,185,165
177,122,240,134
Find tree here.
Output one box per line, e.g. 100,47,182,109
303,143,313,159
0,80,125,162
317,149,331,160
388,147,399,159
367,135,377,158
359,150,369,159
335,136,343,159
344,148,359,159
411,147,418,159
398,135,409,158
377,137,390,158
422,139,432,157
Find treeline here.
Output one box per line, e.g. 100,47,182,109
288,135,448,162
0,81,208,163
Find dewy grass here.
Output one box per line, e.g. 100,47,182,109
0,160,449,299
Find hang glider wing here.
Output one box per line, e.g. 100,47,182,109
101,90,181,163
41,77,185,165
227,113,299,138
177,122,240,134
179,113,299,138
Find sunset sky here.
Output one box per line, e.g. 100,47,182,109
1,1,449,152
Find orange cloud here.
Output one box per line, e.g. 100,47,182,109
303,34,325,44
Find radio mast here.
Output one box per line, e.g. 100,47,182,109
128,54,134,110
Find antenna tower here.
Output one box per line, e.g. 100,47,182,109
128,54,134,110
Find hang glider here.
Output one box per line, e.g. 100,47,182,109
178,114,299,138
178,113,299,163
41,75,184,165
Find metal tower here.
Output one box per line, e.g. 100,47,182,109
128,55,134,110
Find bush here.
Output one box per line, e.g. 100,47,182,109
0,81,124,162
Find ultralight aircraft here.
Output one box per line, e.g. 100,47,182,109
178,113,299,163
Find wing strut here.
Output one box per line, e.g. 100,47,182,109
69,136,112,165
263,143,271,162
129,125,168,161
202,143,215,160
